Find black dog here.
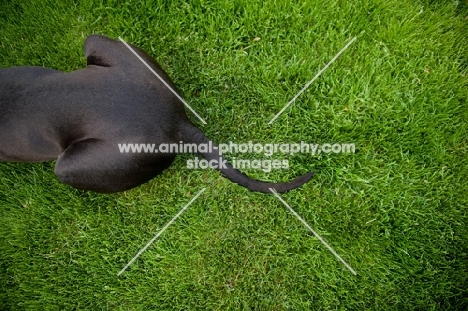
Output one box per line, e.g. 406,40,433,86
0,35,312,193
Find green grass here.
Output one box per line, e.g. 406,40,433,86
1,0,467,309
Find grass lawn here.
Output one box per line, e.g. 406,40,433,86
1,0,467,309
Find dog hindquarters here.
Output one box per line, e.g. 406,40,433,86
54,139,175,193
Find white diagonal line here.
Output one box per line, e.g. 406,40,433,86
269,188,357,275
117,188,206,276
268,37,357,124
118,36,207,125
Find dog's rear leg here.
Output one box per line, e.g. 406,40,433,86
54,139,174,193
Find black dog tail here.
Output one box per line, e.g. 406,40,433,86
182,124,313,193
